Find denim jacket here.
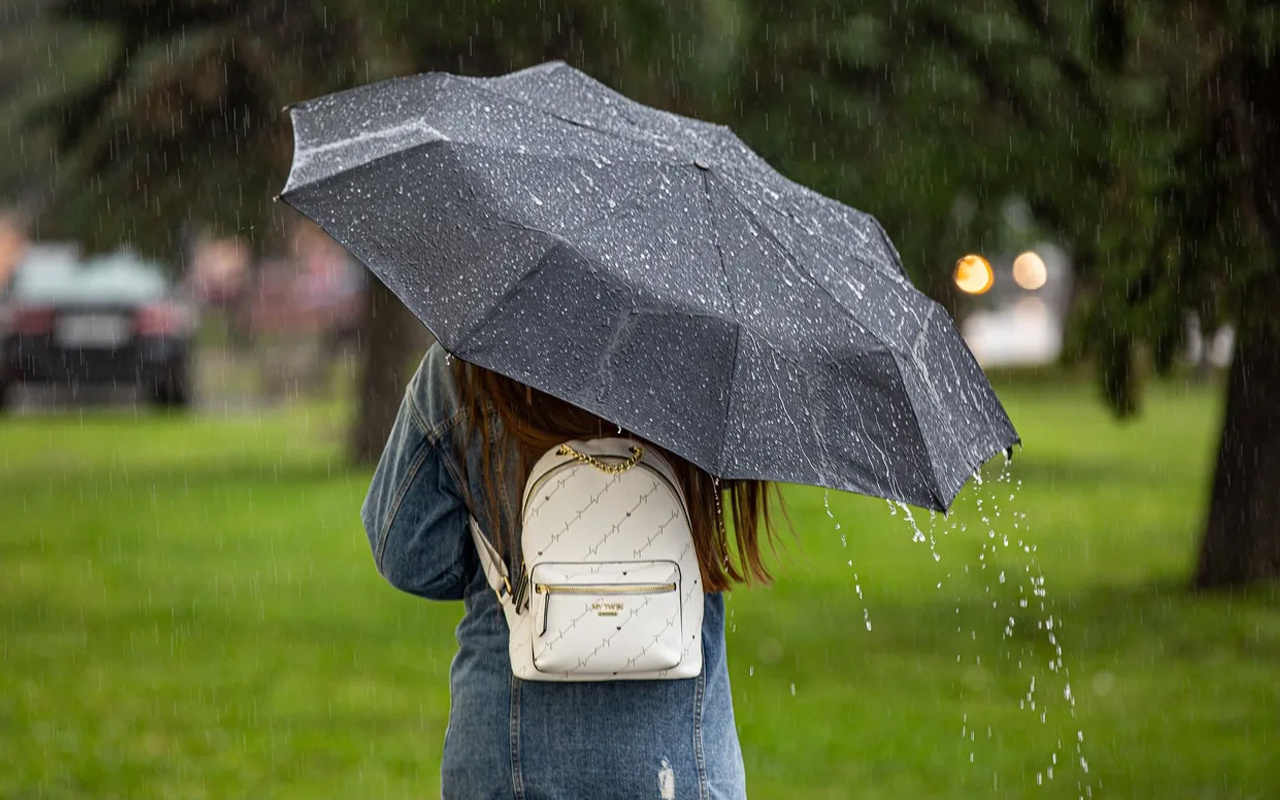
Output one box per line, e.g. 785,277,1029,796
361,344,746,800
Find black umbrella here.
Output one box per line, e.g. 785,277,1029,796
280,61,1018,511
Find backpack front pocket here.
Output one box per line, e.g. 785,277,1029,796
529,561,683,676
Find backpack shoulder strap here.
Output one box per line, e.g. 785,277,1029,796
469,517,518,618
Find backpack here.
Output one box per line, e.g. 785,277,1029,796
468,437,704,681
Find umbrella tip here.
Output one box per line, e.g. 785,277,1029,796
272,194,281,203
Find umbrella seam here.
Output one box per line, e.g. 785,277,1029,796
884,356,948,511
700,169,743,477
912,303,1020,448
795,344,837,490
719,327,743,477
723,188,918,493
287,68,694,177
910,307,1021,507
476,66,886,271
726,189,944,506
495,164,690,252
459,77,709,166
466,69,740,166
284,70,692,191
722,188,901,359
870,216,912,279
454,173,691,348
455,241,559,349
284,137,685,197
282,137,450,197
908,303,955,422
717,167,910,284
284,71,688,191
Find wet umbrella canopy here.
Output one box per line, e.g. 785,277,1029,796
280,61,1018,511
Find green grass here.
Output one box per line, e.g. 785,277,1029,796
2,378,1277,799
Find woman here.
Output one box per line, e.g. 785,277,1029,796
362,342,783,799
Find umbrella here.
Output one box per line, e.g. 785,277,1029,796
280,61,1019,511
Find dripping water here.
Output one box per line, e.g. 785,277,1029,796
826,489,871,631
885,457,1093,799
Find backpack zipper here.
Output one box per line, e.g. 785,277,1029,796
535,582,677,595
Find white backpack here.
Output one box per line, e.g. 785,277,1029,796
469,437,704,681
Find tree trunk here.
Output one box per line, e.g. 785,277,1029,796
349,277,424,465
1194,325,1280,588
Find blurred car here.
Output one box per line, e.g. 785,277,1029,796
0,248,195,409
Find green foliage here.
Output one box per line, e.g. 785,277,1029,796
3,378,1277,798
31,0,369,257
0,0,113,207
708,0,1277,413
21,0,1280,408
29,0,702,260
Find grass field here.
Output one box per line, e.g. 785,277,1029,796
2,376,1277,799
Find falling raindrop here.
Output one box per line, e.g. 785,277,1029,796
894,458,1091,797
826,489,871,631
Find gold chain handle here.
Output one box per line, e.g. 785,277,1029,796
557,443,644,474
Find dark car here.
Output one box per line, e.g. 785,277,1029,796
0,248,195,409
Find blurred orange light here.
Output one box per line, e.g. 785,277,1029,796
954,254,994,295
1012,251,1048,290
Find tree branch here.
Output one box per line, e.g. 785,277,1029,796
1007,0,1109,122
914,10,1042,129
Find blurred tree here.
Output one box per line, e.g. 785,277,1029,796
33,0,369,255
1153,1,1280,588
679,0,1277,587
0,0,110,214
733,0,1277,588
925,0,1280,589
29,0,1277,584
699,2,1034,314
29,0,701,463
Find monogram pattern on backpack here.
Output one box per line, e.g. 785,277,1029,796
470,438,704,682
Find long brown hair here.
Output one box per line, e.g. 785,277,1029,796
451,358,784,592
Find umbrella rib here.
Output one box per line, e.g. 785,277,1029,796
455,238,563,350
710,175,844,486
283,138,446,196
718,327,743,478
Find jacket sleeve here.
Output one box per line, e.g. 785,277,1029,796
360,355,476,601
